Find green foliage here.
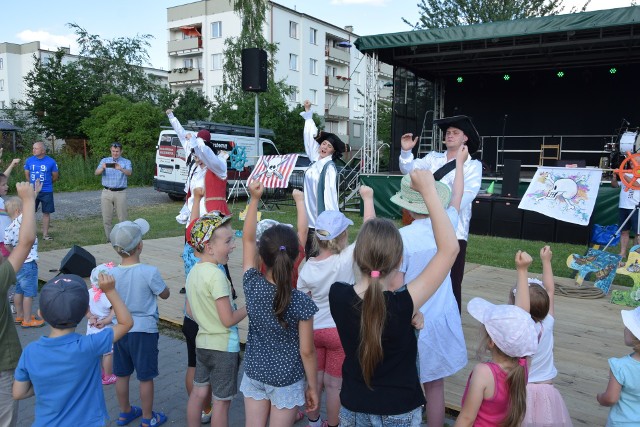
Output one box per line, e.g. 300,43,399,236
22,50,94,139
171,88,212,121
404,0,565,29
79,94,164,158
0,102,41,150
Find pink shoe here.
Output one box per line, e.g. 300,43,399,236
102,374,117,385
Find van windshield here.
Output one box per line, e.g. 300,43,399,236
159,134,181,147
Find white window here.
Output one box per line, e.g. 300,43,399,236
325,65,336,77
183,58,194,68
309,89,317,105
211,54,223,70
211,85,222,98
326,121,338,133
353,124,362,138
289,54,298,71
0,58,3,70
289,21,299,39
0,101,5,109
309,58,318,75
353,71,361,85
288,86,299,102
211,21,222,38
354,97,361,111
309,28,317,45
0,80,4,91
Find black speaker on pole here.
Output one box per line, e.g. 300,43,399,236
501,159,521,197
241,48,268,92
59,245,96,278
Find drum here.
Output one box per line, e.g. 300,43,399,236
619,131,639,153
604,142,617,152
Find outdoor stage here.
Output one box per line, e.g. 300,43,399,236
38,238,627,425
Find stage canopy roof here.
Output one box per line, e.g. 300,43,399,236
354,6,640,77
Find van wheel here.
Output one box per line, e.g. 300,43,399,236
168,193,185,202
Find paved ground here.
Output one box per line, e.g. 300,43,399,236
46,186,176,220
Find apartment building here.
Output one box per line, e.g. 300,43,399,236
167,0,392,150
0,41,168,112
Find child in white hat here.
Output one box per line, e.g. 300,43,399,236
597,307,640,425
87,262,117,385
455,298,538,427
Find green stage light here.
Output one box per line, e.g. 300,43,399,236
610,67,617,74
557,71,565,78
456,76,463,83
503,74,510,81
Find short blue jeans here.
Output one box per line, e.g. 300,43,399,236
15,261,38,297
339,406,422,427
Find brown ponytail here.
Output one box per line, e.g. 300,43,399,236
502,356,528,427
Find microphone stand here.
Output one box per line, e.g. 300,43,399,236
498,114,508,176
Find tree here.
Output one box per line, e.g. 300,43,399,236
79,94,164,158
403,0,569,29
171,88,212,121
22,49,94,139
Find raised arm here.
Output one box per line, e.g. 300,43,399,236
193,137,227,179
166,109,192,152
301,100,319,162
459,159,482,211
3,158,20,176
450,145,467,212
243,180,263,272
292,189,308,246
540,246,555,316
406,169,459,312
7,183,36,274
514,251,532,313
360,185,376,223
98,273,133,342
398,133,419,175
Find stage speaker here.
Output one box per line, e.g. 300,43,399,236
501,159,521,197
241,48,268,92
470,198,492,235
522,210,556,242
555,220,590,245
59,245,96,278
491,197,523,239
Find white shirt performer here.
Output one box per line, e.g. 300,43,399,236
300,100,345,258
398,115,482,312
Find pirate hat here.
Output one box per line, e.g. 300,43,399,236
315,131,346,157
434,115,480,154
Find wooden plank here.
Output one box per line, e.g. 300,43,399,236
39,241,625,425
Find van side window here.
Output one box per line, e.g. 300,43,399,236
160,134,181,147
263,142,279,156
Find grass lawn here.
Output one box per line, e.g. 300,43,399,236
40,200,633,287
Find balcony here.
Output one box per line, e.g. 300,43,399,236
379,62,393,78
325,75,350,93
168,68,203,85
325,46,350,64
325,104,350,119
168,37,202,55
379,87,392,99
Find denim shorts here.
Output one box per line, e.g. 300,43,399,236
113,332,159,381
339,406,422,427
15,261,38,297
240,373,306,410
35,191,55,214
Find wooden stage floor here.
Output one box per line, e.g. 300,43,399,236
38,237,626,425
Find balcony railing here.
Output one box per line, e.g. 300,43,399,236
325,104,350,118
325,46,350,64
168,37,202,54
168,68,203,84
325,75,350,92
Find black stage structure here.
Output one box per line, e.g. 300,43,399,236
354,6,640,174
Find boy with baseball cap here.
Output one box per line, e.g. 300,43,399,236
12,273,133,426
109,219,170,427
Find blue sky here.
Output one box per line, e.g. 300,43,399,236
0,0,633,70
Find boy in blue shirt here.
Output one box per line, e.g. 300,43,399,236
109,219,170,427
12,273,133,426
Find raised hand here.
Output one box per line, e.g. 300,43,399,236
359,184,373,200
98,273,116,293
409,169,435,194
401,133,419,151
248,180,264,199
540,245,553,263
515,250,533,270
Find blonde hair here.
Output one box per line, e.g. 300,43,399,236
353,218,403,388
314,229,348,255
4,197,22,218
477,328,527,427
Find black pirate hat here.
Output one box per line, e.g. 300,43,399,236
434,115,480,154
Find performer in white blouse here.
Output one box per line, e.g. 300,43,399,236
300,100,346,258
399,115,482,313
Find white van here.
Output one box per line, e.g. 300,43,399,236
153,121,280,200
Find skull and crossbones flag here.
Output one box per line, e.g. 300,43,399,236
248,154,299,188
518,167,602,225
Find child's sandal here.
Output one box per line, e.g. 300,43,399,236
140,411,167,427
116,405,142,426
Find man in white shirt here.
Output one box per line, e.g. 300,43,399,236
398,115,482,313
612,173,640,261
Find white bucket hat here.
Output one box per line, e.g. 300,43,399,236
621,307,640,341
468,297,538,358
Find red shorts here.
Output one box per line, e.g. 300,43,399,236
314,327,345,378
